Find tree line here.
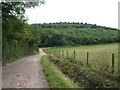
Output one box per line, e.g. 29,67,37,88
32,23,120,47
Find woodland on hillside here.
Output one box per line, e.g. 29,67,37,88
2,1,120,63
32,23,120,47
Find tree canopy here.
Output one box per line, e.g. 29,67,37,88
2,1,44,63
31,22,120,47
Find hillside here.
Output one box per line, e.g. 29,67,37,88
31,22,120,47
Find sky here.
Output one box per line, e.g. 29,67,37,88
25,0,120,29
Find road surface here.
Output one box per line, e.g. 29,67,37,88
2,49,49,88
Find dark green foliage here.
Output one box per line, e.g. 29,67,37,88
32,22,120,47
2,1,44,64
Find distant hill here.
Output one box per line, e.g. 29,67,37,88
31,22,120,47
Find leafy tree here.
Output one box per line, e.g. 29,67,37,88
2,1,44,62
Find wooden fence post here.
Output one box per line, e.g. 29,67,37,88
67,51,69,58
62,50,64,57
112,53,115,73
87,52,89,65
73,51,75,60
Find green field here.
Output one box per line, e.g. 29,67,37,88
48,43,119,74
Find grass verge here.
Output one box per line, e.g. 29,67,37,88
41,55,80,88
48,53,119,88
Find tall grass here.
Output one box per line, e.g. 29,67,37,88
41,55,79,88
48,43,119,74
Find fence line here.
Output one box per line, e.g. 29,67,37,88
51,50,116,73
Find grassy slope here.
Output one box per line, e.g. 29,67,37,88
48,43,119,74
41,55,80,88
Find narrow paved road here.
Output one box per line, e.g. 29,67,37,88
2,49,49,88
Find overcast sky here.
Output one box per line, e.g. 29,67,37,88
25,0,120,29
